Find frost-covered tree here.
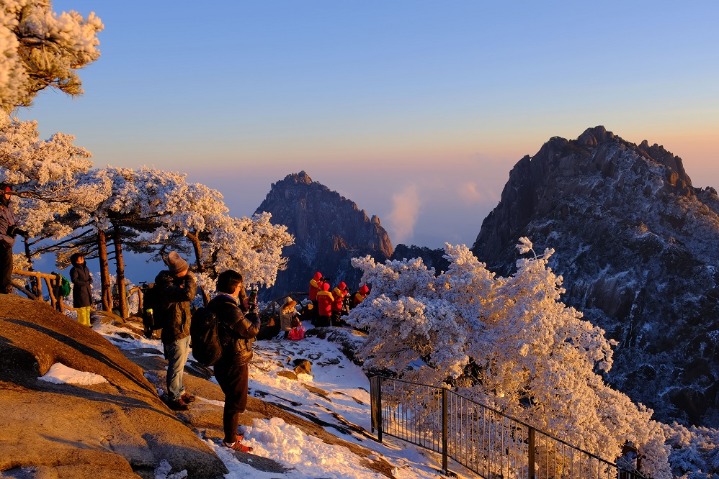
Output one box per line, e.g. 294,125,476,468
1,0,102,293
200,212,293,296
349,239,672,479
86,167,293,311
0,0,103,112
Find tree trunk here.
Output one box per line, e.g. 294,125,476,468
97,229,112,311
22,238,39,296
187,230,210,305
112,226,129,318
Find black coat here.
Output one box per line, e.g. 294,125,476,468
210,294,261,366
70,263,92,308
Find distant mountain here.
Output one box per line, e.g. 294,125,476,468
255,171,393,301
473,126,719,427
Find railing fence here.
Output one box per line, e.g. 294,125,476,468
370,376,646,479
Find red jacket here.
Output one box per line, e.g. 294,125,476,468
316,290,334,317
351,291,367,308
332,287,347,312
309,278,322,301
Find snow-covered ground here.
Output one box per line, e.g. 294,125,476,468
77,320,467,479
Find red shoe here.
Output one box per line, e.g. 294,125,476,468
181,392,196,403
223,441,252,453
166,397,189,411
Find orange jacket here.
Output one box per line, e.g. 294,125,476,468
316,290,335,317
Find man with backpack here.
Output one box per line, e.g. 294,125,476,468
156,251,197,411
208,269,260,452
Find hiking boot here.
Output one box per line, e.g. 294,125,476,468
181,392,196,403
167,397,189,411
223,441,253,453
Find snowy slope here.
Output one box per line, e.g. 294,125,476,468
92,320,472,479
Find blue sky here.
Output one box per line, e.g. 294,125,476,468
19,0,719,255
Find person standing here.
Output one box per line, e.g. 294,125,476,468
351,284,370,309
156,251,197,411
316,282,334,327
308,271,323,322
0,183,17,294
210,269,260,452
69,253,93,327
331,281,348,326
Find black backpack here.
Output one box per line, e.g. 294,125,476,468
141,283,168,335
190,306,224,366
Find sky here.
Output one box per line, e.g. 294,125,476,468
69,316,458,479
17,0,719,250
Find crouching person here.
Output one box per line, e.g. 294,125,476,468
211,269,261,452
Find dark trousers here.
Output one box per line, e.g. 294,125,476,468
316,314,331,327
214,357,249,444
0,245,12,294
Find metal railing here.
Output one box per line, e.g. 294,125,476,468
370,376,646,479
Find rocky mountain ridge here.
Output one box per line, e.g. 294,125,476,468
473,126,719,427
255,171,393,300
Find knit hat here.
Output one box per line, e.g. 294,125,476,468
359,284,369,295
313,271,322,281
165,251,189,275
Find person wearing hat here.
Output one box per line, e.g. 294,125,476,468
0,183,20,294
279,297,298,336
316,281,334,327
308,271,323,323
155,251,197,411
69,252,93,326
331,281,349,326
351,284,370,309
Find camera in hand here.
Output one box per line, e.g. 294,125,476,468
248,289,258,311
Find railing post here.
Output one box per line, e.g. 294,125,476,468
377,376,383,443
441,387,448,473
370,376,375,434
528,427,536,479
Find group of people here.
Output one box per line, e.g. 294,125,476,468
154,251,258,453
2,184,368,454
1,183,93,326
308,271,369,327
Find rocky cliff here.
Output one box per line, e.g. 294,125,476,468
255,171,393,301
473,126,719,427
391,244,450,274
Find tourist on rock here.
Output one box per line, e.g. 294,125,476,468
156,251,197,411
69,252,93,327
331,281,348,326
210,269,260,452
279,297,299,337
308,271,323,321
288,315,305,340
351,284,370,309
0,183,25,294
316,281,334,327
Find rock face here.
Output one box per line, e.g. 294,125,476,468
472,126,719,427
391,244,450,274
0,295,227,479
255,171,393,301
